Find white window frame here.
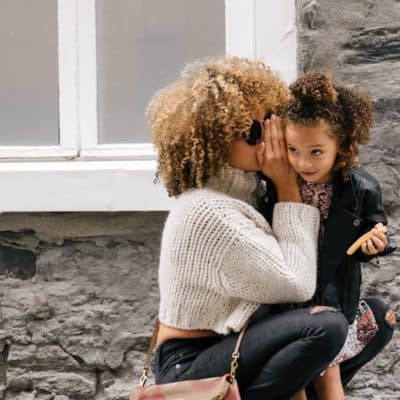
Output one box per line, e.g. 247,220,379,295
77,0,157,161
0,0,296,212
0,0,79,161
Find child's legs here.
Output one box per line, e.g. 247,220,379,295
340,297,394,387
313,365,344,400
306,297,395,399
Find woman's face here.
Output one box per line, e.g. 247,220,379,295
227,109,265,172
227,138,262,172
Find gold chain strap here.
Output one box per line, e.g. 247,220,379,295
139,367,148,387
229,351,240,382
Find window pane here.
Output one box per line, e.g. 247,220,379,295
96,0,225,144
0,0,59,146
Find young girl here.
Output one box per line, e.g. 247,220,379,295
257,71,396,400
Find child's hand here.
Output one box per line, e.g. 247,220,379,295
361,223,388,255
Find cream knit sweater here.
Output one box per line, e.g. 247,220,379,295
158,166,320,334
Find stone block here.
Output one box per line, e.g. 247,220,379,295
7,345,80,371
0,245,36,280
7,369,96,398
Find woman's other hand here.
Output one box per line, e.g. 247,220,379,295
257,115,301,202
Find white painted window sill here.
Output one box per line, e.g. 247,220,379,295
0,160,175,212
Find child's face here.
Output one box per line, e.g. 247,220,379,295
285,120,339,184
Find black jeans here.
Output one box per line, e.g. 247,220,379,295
152,307,348,400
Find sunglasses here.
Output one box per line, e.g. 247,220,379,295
244,113,272,145
245,120,263,146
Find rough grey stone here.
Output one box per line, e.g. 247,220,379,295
7,369,96,398
15,392,36,400
0,385,6,399
7,345,80,371
104,382,133,400
344,26,400,64
0,212,163,398
0,245,36,280
0,340,6,354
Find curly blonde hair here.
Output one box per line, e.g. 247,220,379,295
146,56,289,197
283,70,373,179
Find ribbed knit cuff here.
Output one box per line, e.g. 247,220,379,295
272,202,320,235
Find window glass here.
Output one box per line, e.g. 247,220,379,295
96,0,225,144
0,0,59,146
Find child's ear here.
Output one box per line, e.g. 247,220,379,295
335,152,346,170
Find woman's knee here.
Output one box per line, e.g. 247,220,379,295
310,310,348,359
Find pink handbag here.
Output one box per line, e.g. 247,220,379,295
129,321,247,400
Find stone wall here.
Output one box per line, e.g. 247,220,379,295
297,0,400,398
0,213,165,399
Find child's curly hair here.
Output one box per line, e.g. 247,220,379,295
283,70,373,179
146,56,289,197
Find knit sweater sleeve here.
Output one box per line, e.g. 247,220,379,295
219,202,320,304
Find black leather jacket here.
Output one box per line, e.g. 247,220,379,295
257,166,396,323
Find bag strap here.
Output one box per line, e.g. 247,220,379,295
139,320,249,387
139,319,160,386
228,322,248,383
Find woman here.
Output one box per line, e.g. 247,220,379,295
147,56,349,400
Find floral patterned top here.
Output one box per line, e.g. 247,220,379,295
298,175,333,227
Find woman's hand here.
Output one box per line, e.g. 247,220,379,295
256,115,301,202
